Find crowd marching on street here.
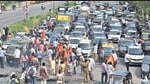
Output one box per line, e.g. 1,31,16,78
0,13,120,84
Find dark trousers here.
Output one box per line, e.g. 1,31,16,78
113,61,117,68
77,56,80,66
14,58,20,68
0,57,4,68
125,62,129,71
38,58,42,66
101,72,108,83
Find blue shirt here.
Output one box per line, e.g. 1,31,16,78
36,51,42,58
0,50,5,57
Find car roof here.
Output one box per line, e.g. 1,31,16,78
110,70,129,77
69,37,81,40
79,40,91,43
128,46,141,49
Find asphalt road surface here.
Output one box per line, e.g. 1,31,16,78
0,1,66,27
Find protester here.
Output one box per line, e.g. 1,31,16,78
20,53,29,72
98,47,104,64
39,62,49,84
0,47,6,68
124,53,130,71
141,75,149,84
56,69,64,84
28,64,37,84
76,45,82,66
82,58,90,83
14,47,21,68
88,56,95,81
37,48,43,66
9,72,19,84
93,43,98,61
101,59,108,83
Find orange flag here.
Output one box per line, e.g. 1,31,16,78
107,53,114,65
69,45,72,56
41,28,45,39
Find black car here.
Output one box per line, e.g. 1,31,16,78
118,38,136,57
142,41,150,54
141,56,150,79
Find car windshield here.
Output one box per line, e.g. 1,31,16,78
74,28,86,32
6,47,16,54
5,39,19,44
111,26,122,31
120,40,134,47
92,28,102,32
70,32,83,37
53,28,65,34
70,39,80,44
57,21,69,26
110,31,120,35
129,48,143,55
103,47,112,53
94,33,105,37
79,43,91,50
127,32,136,36
126,23,136,28
142,34,149,38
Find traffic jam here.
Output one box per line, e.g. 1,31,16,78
1,1,150,84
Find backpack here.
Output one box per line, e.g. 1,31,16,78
10,79,17,84
29,67,35,78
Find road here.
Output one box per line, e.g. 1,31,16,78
0,1,66,27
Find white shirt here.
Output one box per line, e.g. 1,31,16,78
107,64,114,74
48,49,53,57
88,62,92,71
76,48,82,56
43,19,47,24
31,48,35,54
124,54,130,62
88,58,95,68
112,53,118,62
93,45,97,53
2,29,5,35
53,41,58,47
14,49,20,58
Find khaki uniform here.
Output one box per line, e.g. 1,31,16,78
82,61,90,83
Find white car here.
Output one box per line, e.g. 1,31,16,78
125,46,144,65
108,30,121,42
69,37,81,49
78,39,92,57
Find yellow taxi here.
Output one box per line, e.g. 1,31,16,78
141,29,150,41
101,43,115,59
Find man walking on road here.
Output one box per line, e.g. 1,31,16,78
0,47,6,68
101,59,108,83
124,53,130,71
14,47,21,68
82,58,90,83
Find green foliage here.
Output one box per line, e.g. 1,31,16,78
133,1,150,14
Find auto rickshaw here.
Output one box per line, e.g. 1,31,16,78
108,70,133,84
6,44,24,67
